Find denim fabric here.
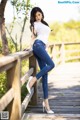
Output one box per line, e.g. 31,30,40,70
33,39,55,99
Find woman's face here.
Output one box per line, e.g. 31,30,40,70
35,11,43,22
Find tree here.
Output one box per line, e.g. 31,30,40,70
11,0,32,50
0,0,32,54
6,0,32,51
0,0,9,55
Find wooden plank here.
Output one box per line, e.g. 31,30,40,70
0,88,14,111
28,105,80,109
38,93,80,99
21,88,34,116
22,113,80,120
29,105,80,109
21,68,34,86
27,107,80,114
66,49,80,53
66,56,80,61
0,50,33,67
49,42,80,46
23,113,80,118
37,101,80,106
38,92,80,97
29,55,38,106
7,58,21,120
0,55,18,67
21,52,33,61
0,62,15,73
12,50,33,60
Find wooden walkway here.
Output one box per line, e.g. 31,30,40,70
22,62,80,120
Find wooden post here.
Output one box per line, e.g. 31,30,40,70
29,55,37,105
6,58,21,120
52,44,57,65
60,43,65,64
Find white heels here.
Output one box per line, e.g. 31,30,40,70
42,101,54,114
26,76,33,94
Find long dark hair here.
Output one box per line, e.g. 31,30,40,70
30,7,49,30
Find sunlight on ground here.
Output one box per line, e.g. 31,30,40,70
23,113,69,120
49,62,80,89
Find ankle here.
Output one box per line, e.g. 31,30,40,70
43,99,50,110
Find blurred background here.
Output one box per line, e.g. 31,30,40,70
2,0,80,52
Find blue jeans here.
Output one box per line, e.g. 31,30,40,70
33,40,55,99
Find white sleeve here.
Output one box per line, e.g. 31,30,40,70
34,22,38,31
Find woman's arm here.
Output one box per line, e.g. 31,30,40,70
31,26,37,40
23,26,37,51
28,26,37,49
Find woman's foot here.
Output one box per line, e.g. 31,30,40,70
26,76,37,94
42,99,54,114
26,76,33,94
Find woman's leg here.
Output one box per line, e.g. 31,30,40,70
34,53,48,99
33,42,55,79
29,41,55,88
42,74,48,99
34,54,51,111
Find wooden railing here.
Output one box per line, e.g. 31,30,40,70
49,42,80,65
0,42,80,120
0,50,37,120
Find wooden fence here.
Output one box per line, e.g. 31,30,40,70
0,42,80,120
0,50,37,120
49,42,80,65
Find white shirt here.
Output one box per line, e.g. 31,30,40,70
34,21,50,44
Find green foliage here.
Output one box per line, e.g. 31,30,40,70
0,41,2,53
49,20,80,43
21,59,29,101
11,0,32,20
8,38,16,53
21,59,29,76
65,44,80,62
64,20,80,29
8,38,20,53
0,38,18,54
21,83,28,102
7,0,33,51
0,72,7,98
49,20,80,63
11,0,27,15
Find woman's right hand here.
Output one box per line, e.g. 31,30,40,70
31,34,36,40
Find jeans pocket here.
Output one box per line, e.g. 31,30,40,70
33,43,41,48
33,41,46,51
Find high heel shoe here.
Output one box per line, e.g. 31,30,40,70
42,101,54,114
26,76,33,94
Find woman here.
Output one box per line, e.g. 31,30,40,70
27,7,55,114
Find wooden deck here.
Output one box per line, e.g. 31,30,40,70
22,62,80,120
